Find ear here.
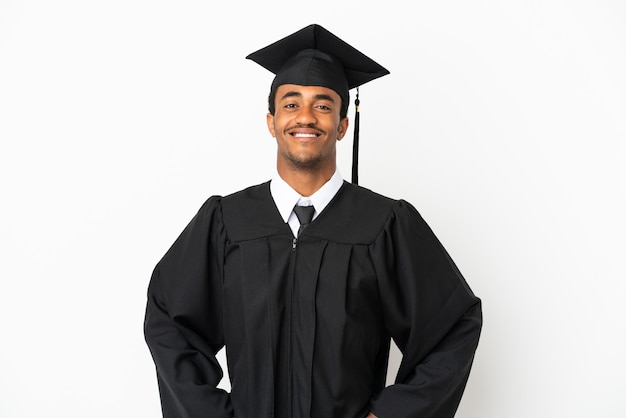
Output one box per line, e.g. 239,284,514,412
266,113,276,137
337,117,349,141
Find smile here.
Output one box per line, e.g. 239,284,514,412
291,132,319,138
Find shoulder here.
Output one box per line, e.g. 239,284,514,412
192,182,272,226
309,182,411,243
336,182,398,221
221,181,271,208
219,181,273,221
195,182,271,214
342,183,425,220
218,181,287,241
346,183,433,240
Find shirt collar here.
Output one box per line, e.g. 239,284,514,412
270,169,344,223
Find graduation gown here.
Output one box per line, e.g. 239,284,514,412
144,181,482,418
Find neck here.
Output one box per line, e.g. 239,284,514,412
277,161,335,197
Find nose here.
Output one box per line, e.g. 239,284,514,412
295,106,317,125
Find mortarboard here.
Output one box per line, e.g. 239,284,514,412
246,24,389,185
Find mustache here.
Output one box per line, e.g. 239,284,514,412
286,124,325,134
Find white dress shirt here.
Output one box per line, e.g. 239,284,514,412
270,170,344,237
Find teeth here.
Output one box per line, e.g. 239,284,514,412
293,133,317,138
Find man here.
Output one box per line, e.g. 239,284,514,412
144,24,482,418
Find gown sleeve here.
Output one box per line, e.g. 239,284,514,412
369,200,482,418
144,197,233,418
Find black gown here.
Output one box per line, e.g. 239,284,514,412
144,181,482,418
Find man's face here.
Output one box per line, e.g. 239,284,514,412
267,84,348,173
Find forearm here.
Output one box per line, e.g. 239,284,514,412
145,295,233,417
371,301,482,418
144,257,232,417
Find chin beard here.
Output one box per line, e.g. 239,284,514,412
284,151,324,172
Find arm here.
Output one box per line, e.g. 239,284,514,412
370,200,482,418
144,198,233,418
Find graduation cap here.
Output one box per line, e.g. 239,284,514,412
246,24,389,185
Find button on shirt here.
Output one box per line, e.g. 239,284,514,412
270,170,344,237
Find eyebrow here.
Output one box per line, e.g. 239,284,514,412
279,91,336,103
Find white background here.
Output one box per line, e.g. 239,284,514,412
1,1,625,417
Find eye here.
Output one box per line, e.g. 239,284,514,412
316,104,332,112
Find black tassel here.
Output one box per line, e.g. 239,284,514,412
351,88,360,185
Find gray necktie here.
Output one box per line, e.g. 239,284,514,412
293,205,315,236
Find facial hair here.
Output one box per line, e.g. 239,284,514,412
281,147,326,172
280,123,334,172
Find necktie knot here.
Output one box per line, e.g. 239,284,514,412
294,205,315,236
